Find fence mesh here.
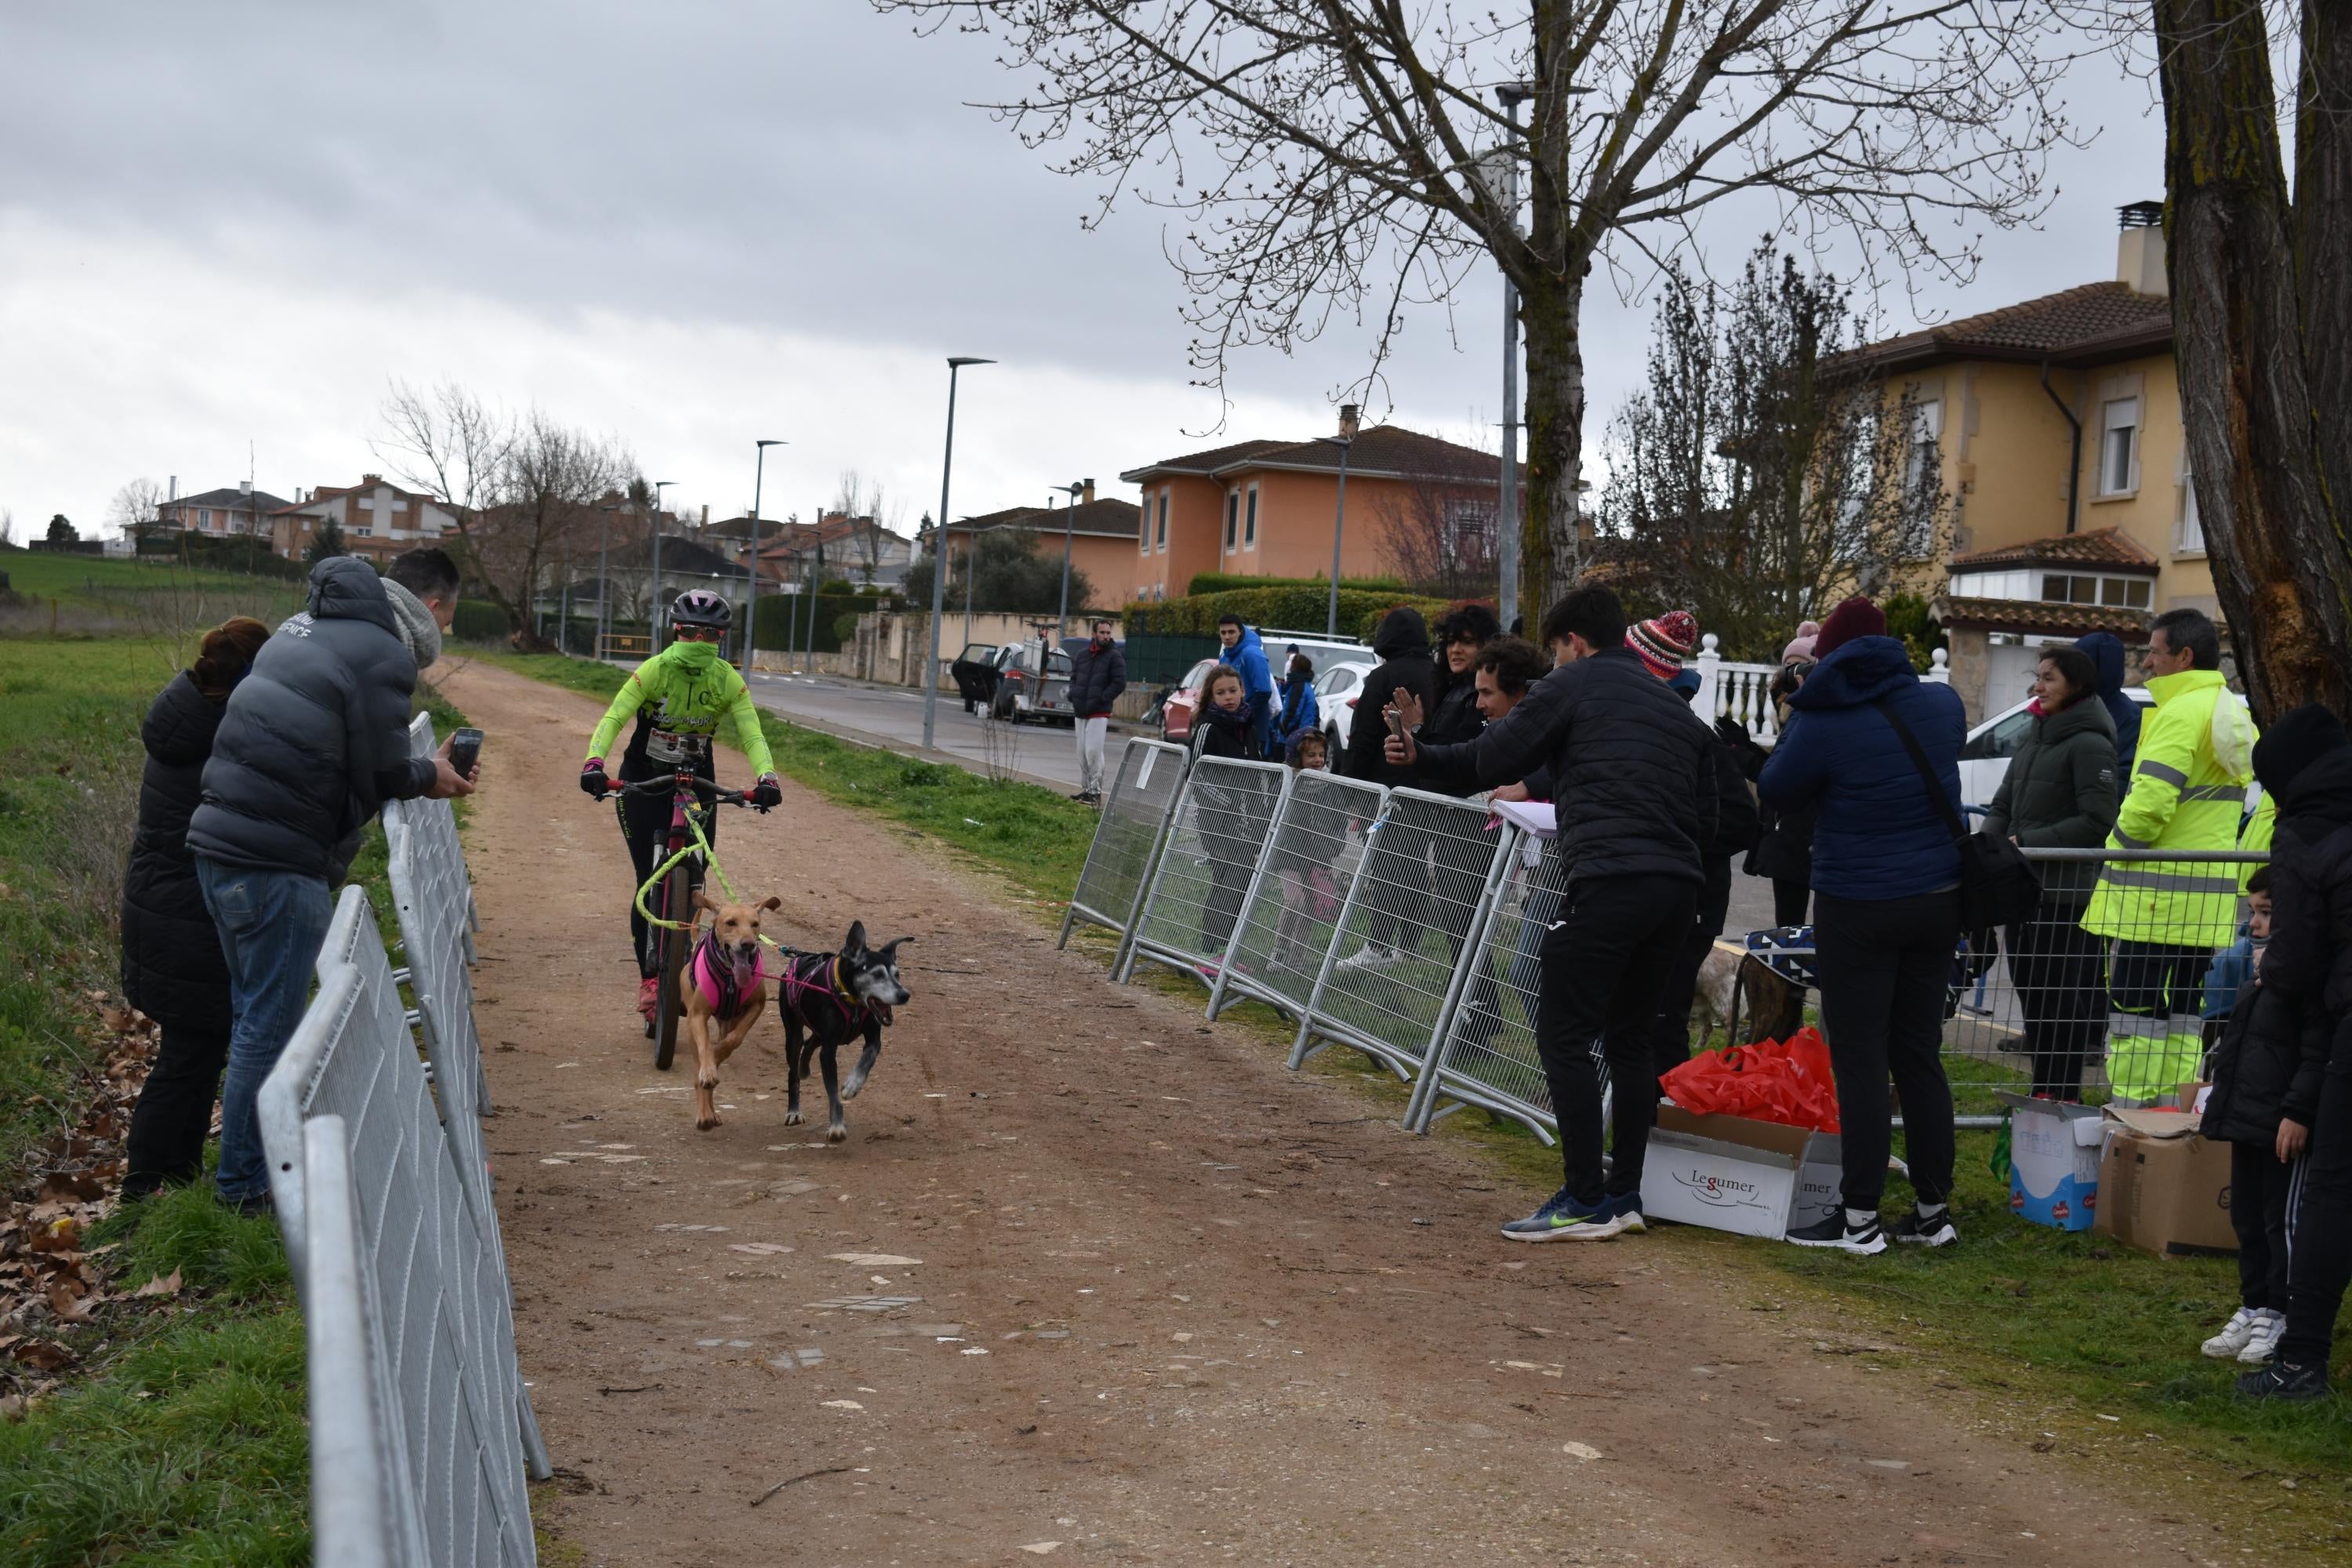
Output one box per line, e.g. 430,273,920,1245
1206,770,1385,1024
1290,788,1510,1081
1120,757,1290,985
1058,739,1189,954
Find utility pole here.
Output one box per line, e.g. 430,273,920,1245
648,479,674,649
922,357,993,750
743,441,782,680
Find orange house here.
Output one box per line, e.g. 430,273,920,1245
914,485,1145,613
1120,413,1503,601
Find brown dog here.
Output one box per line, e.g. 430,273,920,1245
681,891,781,1132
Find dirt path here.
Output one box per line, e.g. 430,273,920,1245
442,662,2195,1568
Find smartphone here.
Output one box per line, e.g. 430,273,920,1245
447,727,484,777
1384,708,1406,739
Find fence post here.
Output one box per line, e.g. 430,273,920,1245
1924,647,1951,684
1693,633,1722,724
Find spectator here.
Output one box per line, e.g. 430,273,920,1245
1066,619,1126,805
1655,631,1762,1085
1389,586,1715,1243
2241,703,2352,1401
1758,594,1967,1254
1734,632,1822,928
118,616,271,1197
1422,605,1504,764
2199,867,2320,1371
1334,607,1440,971
1276,651,1321,750
186,550,476,1214
1215,614,1278,757
1269,729,1340,970
1979,644,2119,1098
2074,630,2144,771
2082,607,2256,1105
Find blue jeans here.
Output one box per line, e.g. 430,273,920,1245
196,857,333,1203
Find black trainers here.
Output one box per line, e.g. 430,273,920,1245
1890,1208,1958,1247
1788,1210,1886,1254
2237,1361,2331,1402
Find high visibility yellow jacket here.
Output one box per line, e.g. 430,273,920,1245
2082,669,2255,948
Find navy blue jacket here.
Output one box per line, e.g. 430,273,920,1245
1758,635,1966,902
1066,638,1126,717
122,673,238,1033
2076,632,2143,772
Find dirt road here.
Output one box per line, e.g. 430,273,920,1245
442,662,2193,1567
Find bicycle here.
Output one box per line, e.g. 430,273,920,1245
606,771,764,1071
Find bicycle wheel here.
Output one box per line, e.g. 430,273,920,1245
654,861,693,1072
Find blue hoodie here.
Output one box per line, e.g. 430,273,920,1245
1758,634,1968,901
2074,632,2142,771
1223,623,1277,750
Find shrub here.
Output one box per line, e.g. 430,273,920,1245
1123,585,1461,645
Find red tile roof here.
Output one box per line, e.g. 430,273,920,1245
1122,424,1495,485
1933,596,2151,639
1857,283,2173,372
1949,525,2161,575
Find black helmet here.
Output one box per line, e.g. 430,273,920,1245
670,588,732,633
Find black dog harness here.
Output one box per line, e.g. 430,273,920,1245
779,953,893,1036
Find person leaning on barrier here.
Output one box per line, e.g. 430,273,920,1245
1334,607,1442,971
1421,605,1504,775
1978,644,2119,1099
1188,663,1264,963
1214,614,1279,758
1388,586,1715,1243
1757,595,1967,1255
186,550,476,1216
2081,608,2257,1105
2240,704,2352,1402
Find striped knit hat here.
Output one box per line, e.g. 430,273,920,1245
1626,610,1698,680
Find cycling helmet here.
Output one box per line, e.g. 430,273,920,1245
670,588,733,633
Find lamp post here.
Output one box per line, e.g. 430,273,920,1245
597,502,617,659
1054,479,1086,641
806,508,827,677
1315,405,1359,638
648,478,674,649
923,356,994,751
742,440,783,680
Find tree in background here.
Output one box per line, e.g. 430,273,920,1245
1594,243,1949,661
0,510,14,548
302,517,350,566
832,469,907,585
1374,469,1501,601
46,515,78,546
877,0,2076,616
2148,0,2352,719
902,528,1094,615
107,478,165,543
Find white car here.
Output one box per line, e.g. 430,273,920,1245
1312,659,1378,757
1958,688,2153,808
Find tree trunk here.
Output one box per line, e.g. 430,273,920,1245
1518,265,1587,619
2158,0,2352,721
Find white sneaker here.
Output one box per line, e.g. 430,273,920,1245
2201,1306,2263,1359
2238,1309,2285,1365
1335,944,1400,972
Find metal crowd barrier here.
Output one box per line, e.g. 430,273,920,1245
1116,757,1293,987
1206,768,1386,1027
402,713,481,963
1057,738,1190,967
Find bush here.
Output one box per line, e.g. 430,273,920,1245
1184,571,1408,596
1123,586,1461,645
750,591,888,655
451,597,510,644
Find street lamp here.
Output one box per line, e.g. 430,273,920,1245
648,478,674,649
1315,406,1360,639
597,501,619,659
742,441,784,679
923,356,994,751
1054,479,1085,640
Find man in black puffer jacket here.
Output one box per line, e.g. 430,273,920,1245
187,552,474,1212
1342,606,1439,787
1392,584,1715,1243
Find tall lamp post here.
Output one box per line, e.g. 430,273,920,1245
923,356,994,751
648,478,674,649
1316,405,1359,638
597,501,618,659
1054,479,1086,640
742,440,784,680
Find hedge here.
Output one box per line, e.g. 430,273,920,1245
452,598,511,644
749,590,892,655
1123,585,1465,645
1183,570,1408,597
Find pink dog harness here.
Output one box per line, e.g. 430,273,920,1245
691,931,768,1022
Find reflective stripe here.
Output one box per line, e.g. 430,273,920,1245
2093,866,2244,895
2112,829,2152,850
2178,783,2244,802
2136,758,2189,787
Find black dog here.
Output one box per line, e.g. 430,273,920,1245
779,921,913,1143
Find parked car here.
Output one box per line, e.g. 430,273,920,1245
989,639,1075,726
1159,630,1372,747
1315,659,1377,759
1158,656,1223,745
1958,687,2154,807
949,642,1002,713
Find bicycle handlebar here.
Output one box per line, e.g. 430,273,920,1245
602,772,761,808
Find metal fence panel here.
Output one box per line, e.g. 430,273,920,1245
400,713,480,962
1057,739,1189,958
1204,769,1386,1024
1117,757,1292,986
1288,787,1512,1083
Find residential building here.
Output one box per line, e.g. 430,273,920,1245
915,483,1144,607
154,481,293,539
1119,410,1501,602
1855,201,2212,718
714,511,916,588
270,475,456,564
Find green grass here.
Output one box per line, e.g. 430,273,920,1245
0,552,307,641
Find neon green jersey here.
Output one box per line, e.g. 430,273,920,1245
586,641,775,778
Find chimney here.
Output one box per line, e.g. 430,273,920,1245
168,475,177,501
2116,201,2167,297
361,472,382,485
1081,477,1096,505
1338,403,1361,440
239,478,253,495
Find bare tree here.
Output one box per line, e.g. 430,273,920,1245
108,477,166,543
0,509,13,548
2136,0,2352,718
1374,470,1501,598
878,0,2078,612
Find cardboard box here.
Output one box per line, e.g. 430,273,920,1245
2002,1094,2103,1231
2094,1109,2238,1259
1642,1105,1843,1240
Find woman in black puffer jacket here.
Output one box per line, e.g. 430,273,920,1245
121,617,270,1196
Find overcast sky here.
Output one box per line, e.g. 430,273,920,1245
0,2,2166,543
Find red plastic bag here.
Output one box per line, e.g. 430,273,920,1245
1661,1026,1841,1133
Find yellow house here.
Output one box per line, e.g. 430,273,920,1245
1857,202,2215,720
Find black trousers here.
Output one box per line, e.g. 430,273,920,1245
122,1022,231,1195
1813,888,1961,1210
1535,873,1697,1206
1773,877,1811,929
2281,1016,2352,1367
2004,905,2106,1099
2231,1138,2300,1312
1651,858,1734,1084
619,785,717,979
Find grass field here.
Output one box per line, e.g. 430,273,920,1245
0,550,307,641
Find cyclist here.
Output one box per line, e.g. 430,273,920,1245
579,589,782,1024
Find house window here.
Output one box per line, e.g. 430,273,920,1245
1907,398,1943,492
198,508,212,528
1224,492,1240,551
2177,466,2205,554
2041,574,2096,605
1243,487,1258,548
1156,494,1167,552
2100,576,2152,609
354,525,375,538
2100,397,2140,495
1445,498,1497,551
1140,491,1152,556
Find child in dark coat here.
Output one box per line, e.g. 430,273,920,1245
2198,868,2327,1366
